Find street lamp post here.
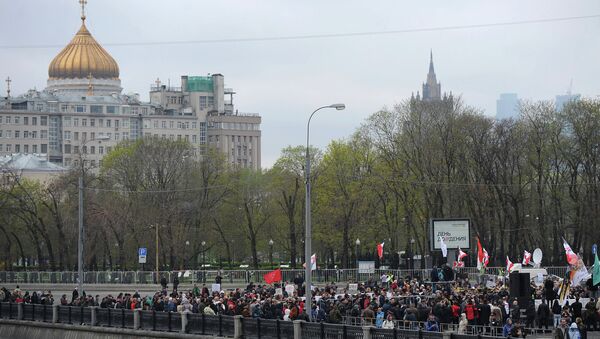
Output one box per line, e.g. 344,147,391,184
269,239,274,269
410,238,415,275
201,241,206,283
305,103,345,321
78,136,110,295
355,238,360,282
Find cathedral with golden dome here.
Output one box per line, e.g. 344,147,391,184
0,0,261,170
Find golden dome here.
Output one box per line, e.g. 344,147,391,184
48,22,119,79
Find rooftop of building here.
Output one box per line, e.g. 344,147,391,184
0,154,67,172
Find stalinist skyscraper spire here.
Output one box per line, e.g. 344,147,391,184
422,50,441,101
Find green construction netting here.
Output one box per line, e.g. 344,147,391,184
186,76,213,92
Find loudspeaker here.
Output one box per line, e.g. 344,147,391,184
509,272,531,310
509,272,520,298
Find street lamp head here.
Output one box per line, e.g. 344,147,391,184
410,238,415,244
355,238,360,246
269,239,274,246
185,241,190,246
201,241,206,246
329,103,345,111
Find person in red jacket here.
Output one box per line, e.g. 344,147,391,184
465,299,478,326
451,301,461,324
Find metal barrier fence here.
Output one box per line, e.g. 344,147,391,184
0,302,506,339
341,316,557,337
0,267,568,285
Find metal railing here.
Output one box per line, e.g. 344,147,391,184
0,267,568,285
341,316,557,337
0,302,506,339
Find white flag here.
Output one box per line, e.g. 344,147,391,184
439,236,448,258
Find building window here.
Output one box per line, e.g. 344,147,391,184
192,122,197,129
6,144,11,152
200,96,207,110
24,145,29,153
115,120,120,128
106,120,111,128
32,117,37,126
32,145,38,153
90,119,95,127
73,118,79,127
90,146,95,154
40,116,47,126
90,105,103,114
75,105,86,113
162,121,166,128
64,131,71,140
153,120,158,128
99,146,104,154
23,117,29,125
40,130,48,139
61,104,68,112
82,119,87,127
64,144,71,154
74,132,79,141
14,131,20,139
15,144,20,153
41,144,47,154
192,135,197,143
64,117,72,127
82,132,87,140
23,131,29,139
99,119,104,127
106,106,117,114
169,121,174,129
31,131,37,139
14,117,20,124
73,146,79,154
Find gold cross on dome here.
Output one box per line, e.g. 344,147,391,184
79,0,88,21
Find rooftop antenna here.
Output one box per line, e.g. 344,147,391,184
567,78,573,96
5,76,11,99
155,78,161,89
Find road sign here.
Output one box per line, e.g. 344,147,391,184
138,247,147,264
593,244,597,255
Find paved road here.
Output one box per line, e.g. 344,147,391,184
4,283,255,305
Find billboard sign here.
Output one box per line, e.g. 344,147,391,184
429,218,470,251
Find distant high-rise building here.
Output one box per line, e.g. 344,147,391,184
422,50,442,101
555,93,580,111
496,93,520,120
410,51,454,111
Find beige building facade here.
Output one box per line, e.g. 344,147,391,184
0,7,261,170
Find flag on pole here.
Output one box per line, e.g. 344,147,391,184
439,236,448,258
457,247,468,261
263,269,282,284
570,258,591,287
522,250,532,266
310,253,317,271
506,256,515,273
377,242,384,259
593,252,600,286
558,278,570,305
453,261,465,268
477,237,489,270
563,238,579,266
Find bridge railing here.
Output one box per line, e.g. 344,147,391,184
0,302,506,339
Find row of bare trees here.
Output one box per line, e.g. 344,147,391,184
1,97,599,271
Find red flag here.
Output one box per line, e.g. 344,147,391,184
263,269,282,284
458,247,468,261
522,250,532,266
377,242,385,259
477,237,489,269
563,238,579,266
506,256,514,273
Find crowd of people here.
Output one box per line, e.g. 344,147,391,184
1,265,599,339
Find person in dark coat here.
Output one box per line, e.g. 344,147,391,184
545,279,556,303
537,299,551,329
173,275,179,291
478,298,491,326
160,276,168,290
571,297,582,320
526,301,536,328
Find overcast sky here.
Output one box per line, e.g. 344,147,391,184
1,0,599,167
